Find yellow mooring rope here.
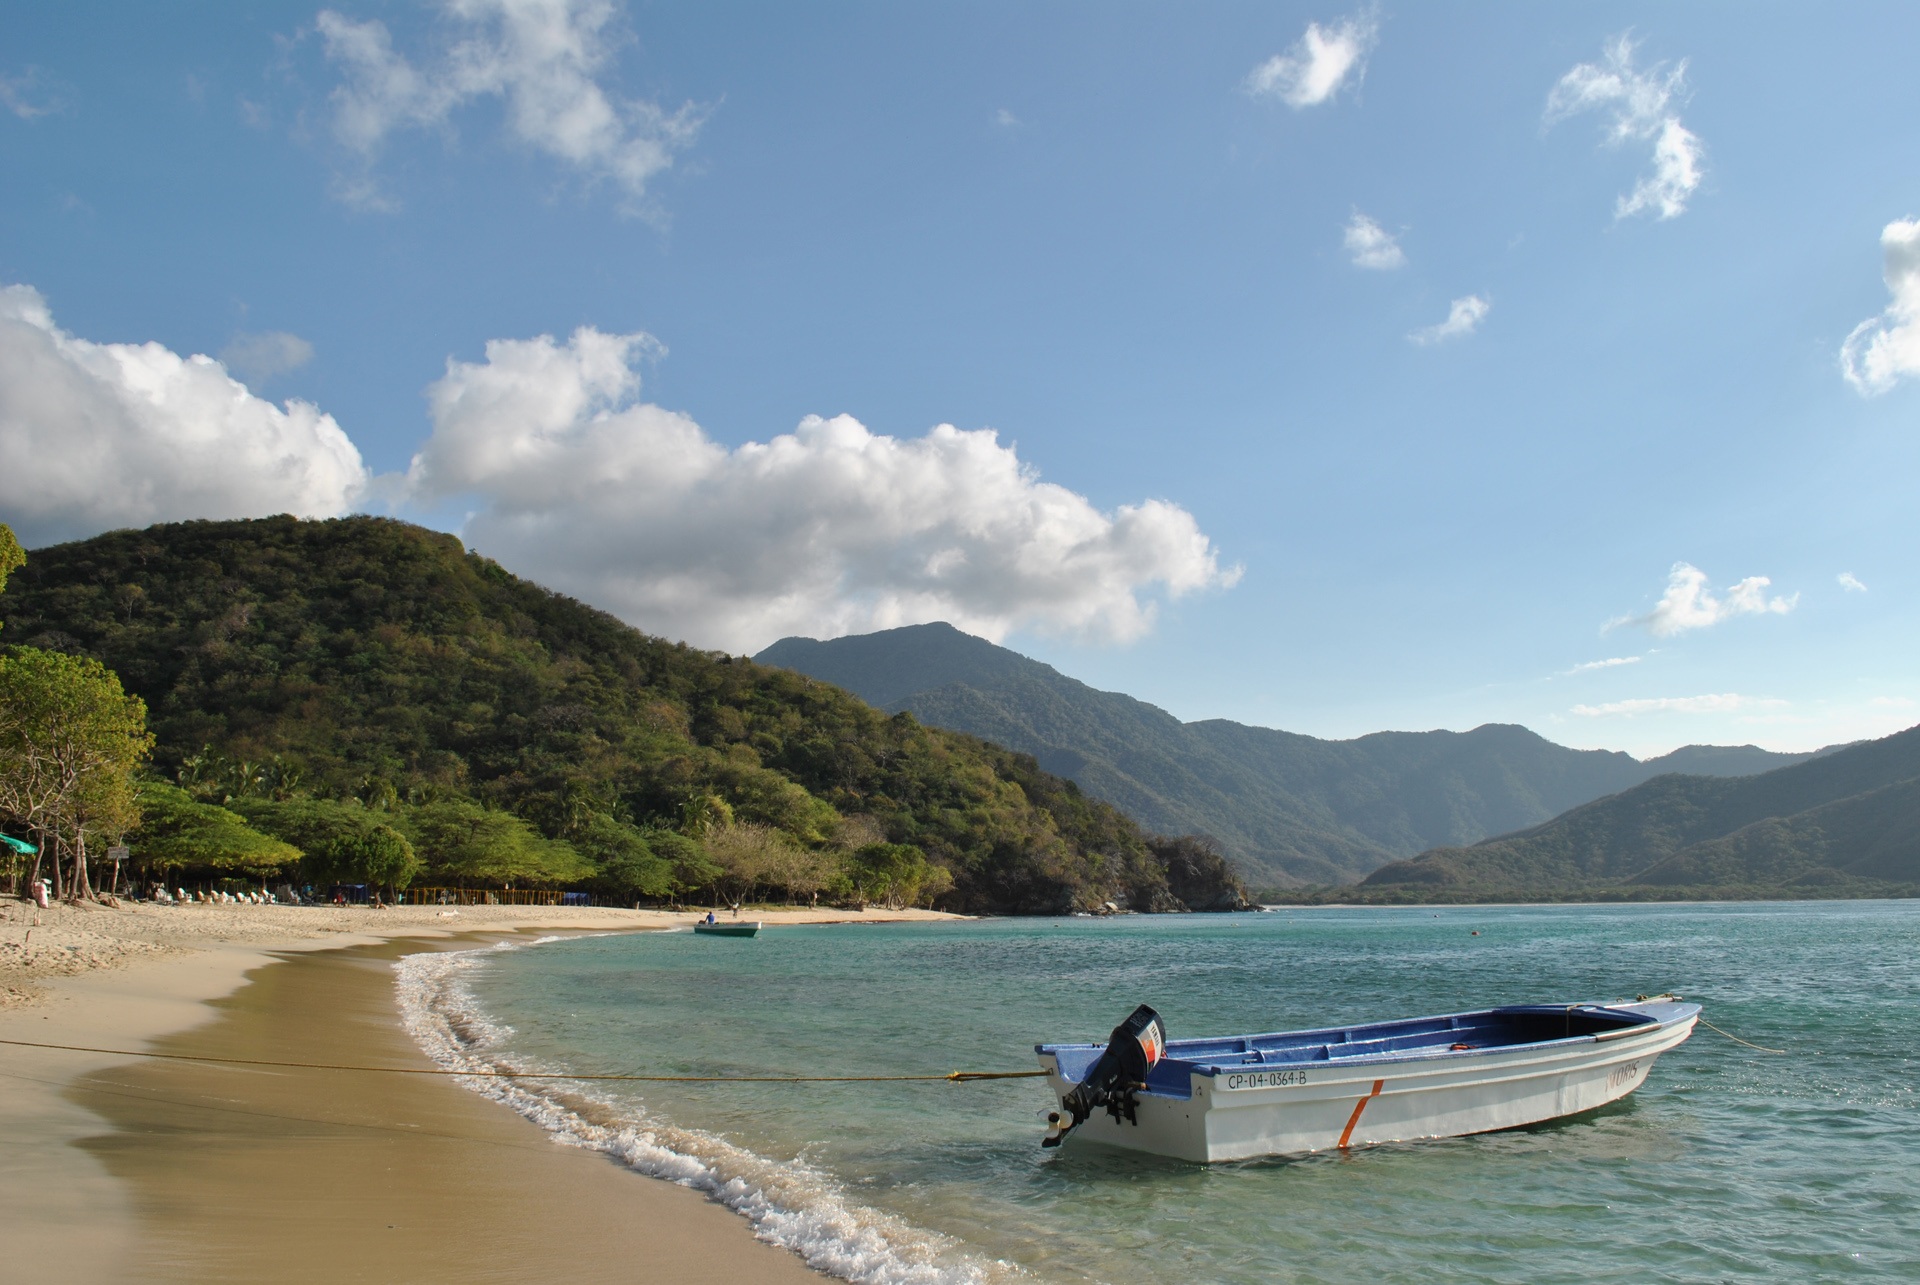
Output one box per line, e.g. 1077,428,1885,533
1637,994,1787,1056
3,1017,1787,1073
0,1036,1048,1082
1695,1017,1787,1055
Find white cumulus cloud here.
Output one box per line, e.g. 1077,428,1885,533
1245,10,1378,109
1838,571,1868,593
1571,693,1785,718
1344,212,1405,270
219,331,316,385
1410,294,1489,345
317,0,702,208
1611,562,1796,637
0,284,369,547
405,327,1240,652
1840,218,1920,396
1546,34,1704,221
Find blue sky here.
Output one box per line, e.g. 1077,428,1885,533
2,1,1916,757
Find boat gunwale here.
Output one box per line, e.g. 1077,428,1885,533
1036,1002,1699,1078
1200,1017,1695,1096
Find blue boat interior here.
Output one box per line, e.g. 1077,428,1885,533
1039,1005,1661,1097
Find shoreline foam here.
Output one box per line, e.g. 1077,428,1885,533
395,937,1018,1285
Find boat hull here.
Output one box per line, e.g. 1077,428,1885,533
1038,1002,1697,1163
692,921,761,937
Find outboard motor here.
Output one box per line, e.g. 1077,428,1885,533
1043,1005,1167,1148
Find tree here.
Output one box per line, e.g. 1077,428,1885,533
573,813,677,902
338,824,421,901
228,795,380,876
848,842,951,909
0,648,153,900
760,838,841,905
399,798,590,886
0,523,23,605
229,796,417,896
133,781,301,881
1148,835,1252,911
704,822,788,903
641,829,721,898
705,822,841,904
678,791,734,840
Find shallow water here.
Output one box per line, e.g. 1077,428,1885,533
409,902,1920,1283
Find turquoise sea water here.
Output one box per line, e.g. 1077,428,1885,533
415,903,1919,1283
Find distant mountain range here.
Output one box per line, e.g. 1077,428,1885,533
1364,724,1920,897
754,623,1832,889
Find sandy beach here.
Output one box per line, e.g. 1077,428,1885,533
0,899,963,1282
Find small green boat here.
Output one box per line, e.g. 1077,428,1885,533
693,920,761,938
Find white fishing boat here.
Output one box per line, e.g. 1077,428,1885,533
1037,998,1699,1162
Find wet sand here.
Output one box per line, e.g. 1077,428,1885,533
58,937,824,1284
0,905,963,1282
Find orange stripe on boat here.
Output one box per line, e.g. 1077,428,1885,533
1338,1079,1385,1149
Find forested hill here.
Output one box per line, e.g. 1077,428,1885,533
755,623,1821,889
1360,724,1920,899
0,516,1248,914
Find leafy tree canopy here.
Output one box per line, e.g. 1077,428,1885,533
0,644,154,897
134,780,300,877
398,798,592,886
570,812,677,901
0,523,23,610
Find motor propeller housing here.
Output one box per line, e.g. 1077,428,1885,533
1043,1005,1166,1148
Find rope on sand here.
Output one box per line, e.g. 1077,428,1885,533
0,1036,1048,1082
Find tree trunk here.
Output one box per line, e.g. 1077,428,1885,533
49,833,64,900
69,828,92,902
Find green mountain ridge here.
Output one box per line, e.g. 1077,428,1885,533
0,517,1248,914
754,623,1824,888
1363,723,1920,896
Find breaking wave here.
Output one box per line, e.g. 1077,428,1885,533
393,939,1021,1285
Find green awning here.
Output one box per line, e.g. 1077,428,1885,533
1,834,36,856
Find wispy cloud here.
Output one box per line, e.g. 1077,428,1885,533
1572,693,1786,717
1838,571,1868,593
1245,9,1379,109
1610,562,1796,637
1545,34,1704,221
1840,218,1920,396
0,67,66,120
1344,212,1405,270
219,331,315,385
1410,295,1489,345
994,108,1021,129
316,0,704,211
1567,656,1642,675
